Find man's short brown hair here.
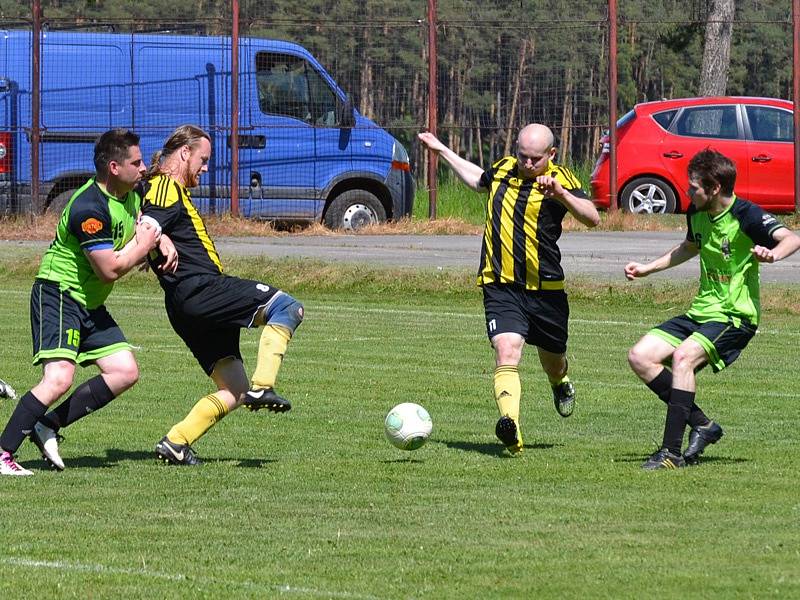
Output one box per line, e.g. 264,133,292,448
94,129,140,177
688,148,737,196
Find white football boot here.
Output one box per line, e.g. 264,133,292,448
30,422,65,471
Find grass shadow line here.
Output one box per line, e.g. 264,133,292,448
440,439,558,457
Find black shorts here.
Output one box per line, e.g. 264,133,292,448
482,283,569,354
163,273,282,375
649,314,756,372
31,279,130,366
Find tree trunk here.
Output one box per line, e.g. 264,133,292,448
476,113,484,167
359,25,374,119
559,67,573,164
699,0,735,96
504,38,528,156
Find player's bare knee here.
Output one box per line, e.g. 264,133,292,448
671,347,697,374
42,367,74,397
118,362,140,390
627,346,644,373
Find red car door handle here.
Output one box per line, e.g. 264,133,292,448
662,151,683,159
752,155,772,163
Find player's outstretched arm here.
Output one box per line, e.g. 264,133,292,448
418,131,486,191
624,239,698,280
752,228,800,263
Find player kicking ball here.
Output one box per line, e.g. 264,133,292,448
625,148,800,470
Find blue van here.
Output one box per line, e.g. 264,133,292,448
0,30,414,229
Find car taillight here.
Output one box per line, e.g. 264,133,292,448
0,133,10,173
599,133,609,154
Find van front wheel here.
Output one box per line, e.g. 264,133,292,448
324,190,386,231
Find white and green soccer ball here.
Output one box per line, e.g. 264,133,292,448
384,402,433,451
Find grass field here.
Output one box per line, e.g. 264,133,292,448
1,256,799,599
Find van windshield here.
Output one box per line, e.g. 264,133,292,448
256,52,337,126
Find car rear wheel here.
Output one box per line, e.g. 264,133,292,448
323,190,387,231
620,178,677,214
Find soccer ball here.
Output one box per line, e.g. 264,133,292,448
384,402,433,451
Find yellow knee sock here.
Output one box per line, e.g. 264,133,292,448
167,393,229,446
494,365,521,422
251,325,291,390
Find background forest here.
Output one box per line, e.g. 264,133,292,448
0,0,794,169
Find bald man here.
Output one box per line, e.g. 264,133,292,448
419,124,599,454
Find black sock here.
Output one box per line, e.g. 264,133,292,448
687,405,710,429
647,369,709,429
43,375,115,430
662,388,695,454
646,368,672,403
0,392,48,454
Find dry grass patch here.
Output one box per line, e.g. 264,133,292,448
1,209,794,241
0,213,59,240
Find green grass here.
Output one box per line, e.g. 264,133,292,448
1,257,799,598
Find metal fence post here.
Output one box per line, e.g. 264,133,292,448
608,0,618,211
794,0,799,213
427,0,438,220
231,0,240,218
31,0,42,218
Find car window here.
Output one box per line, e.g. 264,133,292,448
652,109,678,130
674,106,738,139
305,67,338,126
746,105,793,142
256,52,312,122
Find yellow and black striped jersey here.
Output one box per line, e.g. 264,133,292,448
477,157,586,290
141,174,223,285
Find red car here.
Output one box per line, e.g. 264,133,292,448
591,96,795,213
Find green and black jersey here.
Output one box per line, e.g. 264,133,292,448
36,178,141,309
686,195,784,327
141,174,223,287
477,157,585,290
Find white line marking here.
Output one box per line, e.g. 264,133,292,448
1,288,799,335
1,557,382,599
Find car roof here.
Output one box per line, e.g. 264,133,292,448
634,96,793,115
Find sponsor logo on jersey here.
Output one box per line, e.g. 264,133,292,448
256,283,270,293
721,238,731,260
81,218,104,234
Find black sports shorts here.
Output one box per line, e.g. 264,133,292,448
31,279,130,366
163,273,282,375
649,314,756,372
482,283,569,354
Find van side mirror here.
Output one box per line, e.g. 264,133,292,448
337,95,355,129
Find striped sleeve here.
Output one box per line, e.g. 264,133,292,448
141,175,181,233
551,164,585,194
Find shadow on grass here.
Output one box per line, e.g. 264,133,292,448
48,448,277,470
440,439,558,457
615,453,749,465
380,457,427,464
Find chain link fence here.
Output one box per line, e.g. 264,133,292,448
0,1,795,221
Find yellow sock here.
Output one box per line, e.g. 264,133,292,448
550,374,570,388
167,393,229,446
251,325,291,390
494,365,521,422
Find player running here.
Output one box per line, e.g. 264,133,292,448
626,148,800,470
